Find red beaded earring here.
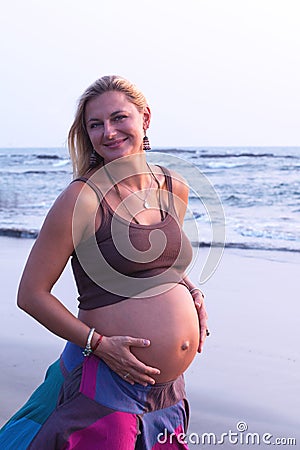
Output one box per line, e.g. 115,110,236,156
143,134,151,151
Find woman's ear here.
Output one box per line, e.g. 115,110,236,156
143,105,151,130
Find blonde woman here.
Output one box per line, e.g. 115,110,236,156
0,75,208,449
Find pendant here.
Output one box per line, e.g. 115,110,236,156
144,200,150,209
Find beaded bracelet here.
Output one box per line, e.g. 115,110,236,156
82,327,95,357
92,334,104,352
189,287,205,298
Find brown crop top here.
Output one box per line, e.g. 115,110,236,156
71,166,193,309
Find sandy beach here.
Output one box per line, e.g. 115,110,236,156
0,236,299,448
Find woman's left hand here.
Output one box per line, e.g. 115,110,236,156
191,290,209,353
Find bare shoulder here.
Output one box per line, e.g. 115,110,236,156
38,178,101,249
151,165,189,201
150,164,189,224
17,179,103,293
55,178,99,211
48,179,98,222
167,168,189,198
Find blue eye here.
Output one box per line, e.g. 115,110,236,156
114,115,126,122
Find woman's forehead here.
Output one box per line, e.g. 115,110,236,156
85,91,138,116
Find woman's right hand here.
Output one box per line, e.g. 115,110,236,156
94,335,161,386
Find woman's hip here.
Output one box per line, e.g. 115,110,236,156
60,341,187,414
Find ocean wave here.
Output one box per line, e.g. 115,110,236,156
191,240,300,253
35,154,62,160
53,159,70,167
22,169,70,175
154,149,300,160
199,152,277,158
223,195,262,207
0,227,38,239
154,148,197,154
0,169,71,175
205,161,247,169
0,153,64,159
224,194,240,205
16,155,66,162
237,226,298,242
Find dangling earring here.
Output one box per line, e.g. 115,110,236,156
89,149,102,169
143,133,151,151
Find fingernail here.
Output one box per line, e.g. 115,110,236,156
143,339,150,346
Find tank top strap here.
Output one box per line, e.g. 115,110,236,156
71,177,104,203
156,165,177,217
71,177,111,236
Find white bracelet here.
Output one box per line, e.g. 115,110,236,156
82,327,95,357
189,287,205,298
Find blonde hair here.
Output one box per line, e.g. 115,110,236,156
68,75,149,177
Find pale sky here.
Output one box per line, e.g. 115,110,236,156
0,0,299,148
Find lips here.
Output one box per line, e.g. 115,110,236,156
104,138,128,148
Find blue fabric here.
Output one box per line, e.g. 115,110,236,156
0,360,64,449
0,418,41,450
95,359,151,413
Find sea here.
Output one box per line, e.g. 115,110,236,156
0,146,299,254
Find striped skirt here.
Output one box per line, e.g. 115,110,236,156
0,342,190,449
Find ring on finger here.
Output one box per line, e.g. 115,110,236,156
123,372,130,379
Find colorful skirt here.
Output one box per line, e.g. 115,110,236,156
0,342,190,449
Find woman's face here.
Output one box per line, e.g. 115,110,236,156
85,91,150,163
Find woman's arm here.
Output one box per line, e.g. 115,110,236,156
17,182,97,347
169,169,209,353
17,181,160,385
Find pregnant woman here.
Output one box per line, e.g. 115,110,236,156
0,75,208,449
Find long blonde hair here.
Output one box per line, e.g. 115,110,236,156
68,75,149,177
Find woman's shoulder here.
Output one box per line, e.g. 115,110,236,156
152,165,189,196
65,173,101,201
46,176,100,224
38,176,102,248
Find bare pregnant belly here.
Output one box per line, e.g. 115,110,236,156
78,283,200,382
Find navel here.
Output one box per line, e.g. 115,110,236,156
181,341,189,351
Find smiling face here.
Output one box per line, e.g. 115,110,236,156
85,91,151,164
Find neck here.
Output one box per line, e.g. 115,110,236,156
103,153,150,189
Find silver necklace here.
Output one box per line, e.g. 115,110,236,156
103,163,164,224
119,174,153,209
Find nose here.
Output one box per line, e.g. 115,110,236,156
103,121,116,140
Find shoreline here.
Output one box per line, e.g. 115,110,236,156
0,237,299,446
1,228,300,255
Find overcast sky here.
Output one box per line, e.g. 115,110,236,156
0,0,299,148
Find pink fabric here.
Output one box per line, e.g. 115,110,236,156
63,411,138,450
79,356,98,399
